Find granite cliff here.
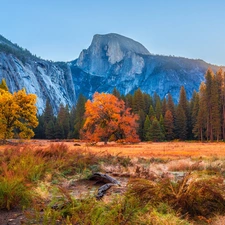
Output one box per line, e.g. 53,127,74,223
0,33,221,113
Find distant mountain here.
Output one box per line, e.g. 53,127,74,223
0,35,76,114
0,33,222,113
71,33,220,102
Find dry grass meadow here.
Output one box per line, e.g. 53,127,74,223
1,140,225,224
8,140,225,158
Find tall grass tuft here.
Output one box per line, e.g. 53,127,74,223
0,162,32,210
128,173,225,219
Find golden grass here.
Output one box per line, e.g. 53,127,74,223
1,140,225,159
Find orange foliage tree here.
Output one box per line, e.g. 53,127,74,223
81,92,140,143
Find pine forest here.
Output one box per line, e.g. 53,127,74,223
34,68,225,142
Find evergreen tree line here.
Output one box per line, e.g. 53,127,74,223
34,95,87,139
34,68,225,142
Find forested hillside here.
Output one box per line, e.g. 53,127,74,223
35,68,225,142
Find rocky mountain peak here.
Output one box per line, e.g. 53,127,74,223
92,33,150,57
76,33,150,76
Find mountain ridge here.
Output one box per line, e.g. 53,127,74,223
0,33,223,113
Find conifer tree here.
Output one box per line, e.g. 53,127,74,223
74,94,87,138
43,99,55,139
124,94,133,109
221,70,225,140
161,98,167,117
143,93,152,115
148,105,155,121
112,87,121,99
0,79,9,91
68,106,76,138
175,104,187,140
164,110,174,140
167,93,176,119
178,86,188,114
57,104,70,139
190,91,199,140
179,86,192,139
215,69,225,139
159,114,165,139
153,92,160,109
143,115,151,141
175,86,188,140
193,82,207,141
211,75,221,140
204,69,220,140
137,109,146,141
45,120,55,139
34,115,45,139
155,98,162,120
133,88,144,113
43,99,54,122
54,121,64,139
148,117,164,141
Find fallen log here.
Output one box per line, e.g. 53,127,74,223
89,173,120,199
89,172,120,185
96,183,115,199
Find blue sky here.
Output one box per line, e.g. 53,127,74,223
0,0,225,65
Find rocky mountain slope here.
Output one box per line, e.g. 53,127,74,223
72,33,220,102
0,33,222,113
0,35,75,114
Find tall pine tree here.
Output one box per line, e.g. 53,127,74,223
164,110,174,140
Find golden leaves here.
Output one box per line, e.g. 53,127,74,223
0,87,38,140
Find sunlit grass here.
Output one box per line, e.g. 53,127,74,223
0,141,225,224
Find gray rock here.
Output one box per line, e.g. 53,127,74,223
0,33,223,115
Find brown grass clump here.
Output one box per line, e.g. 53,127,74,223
167,159,205,172
128,173,225,219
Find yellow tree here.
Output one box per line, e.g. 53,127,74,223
81,92,140,143
0,84,38,142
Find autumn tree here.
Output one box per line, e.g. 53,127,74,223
81,92,140,143
0,83,38,142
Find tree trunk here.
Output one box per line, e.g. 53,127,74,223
89,173,120,199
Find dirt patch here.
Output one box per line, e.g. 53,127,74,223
0,209,25,225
